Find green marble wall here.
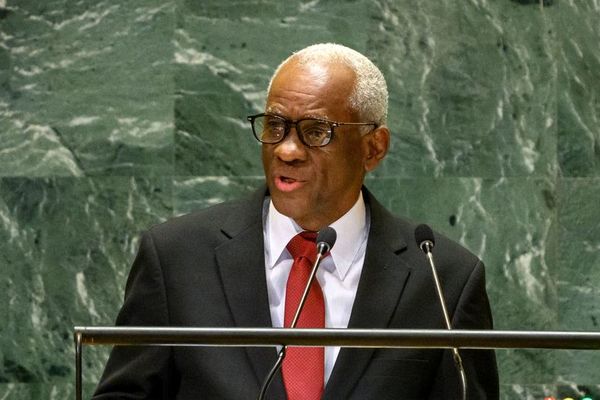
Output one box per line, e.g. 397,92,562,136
1,0,599,398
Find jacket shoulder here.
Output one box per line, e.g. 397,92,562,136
144,189,265,246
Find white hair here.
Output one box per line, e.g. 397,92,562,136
268,43,388,126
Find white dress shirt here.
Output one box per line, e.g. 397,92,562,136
263,192,370,384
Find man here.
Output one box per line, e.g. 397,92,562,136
94,43,499,399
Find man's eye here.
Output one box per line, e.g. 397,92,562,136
302,123,329,140
264,120,285,135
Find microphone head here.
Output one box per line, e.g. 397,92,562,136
316,226,337,254
414,224,435,253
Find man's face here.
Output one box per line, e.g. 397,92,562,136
262,59,373,231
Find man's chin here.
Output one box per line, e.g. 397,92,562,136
271,194,309,221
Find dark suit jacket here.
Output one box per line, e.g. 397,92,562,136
93,187,499,399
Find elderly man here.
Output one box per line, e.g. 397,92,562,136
93,43,499,399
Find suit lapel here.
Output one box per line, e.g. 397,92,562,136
323,190,412,400
215,187,286,398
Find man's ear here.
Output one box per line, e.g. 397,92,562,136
363,125,390,172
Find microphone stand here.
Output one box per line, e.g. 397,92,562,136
421,240,468,400
257,247,328,400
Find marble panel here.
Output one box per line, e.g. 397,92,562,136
173,0,372,176
556,1,600,176
366,176,558,384
555,178,600,383
174,0,557,179
0,177,172,390
173,176,263,215
370,1,558,179
0,0,175,176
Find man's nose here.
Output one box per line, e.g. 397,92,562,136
273,127,307,162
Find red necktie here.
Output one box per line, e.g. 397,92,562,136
282,232,325,400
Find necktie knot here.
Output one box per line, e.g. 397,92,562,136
287,231,318,263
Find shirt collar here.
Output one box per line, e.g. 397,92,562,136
265,192,368,280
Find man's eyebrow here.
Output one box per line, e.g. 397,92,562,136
300,113,330,120
264,110,286,119
264,108,330,121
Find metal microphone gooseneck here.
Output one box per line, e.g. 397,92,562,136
257,227,337,400
415,224,468,400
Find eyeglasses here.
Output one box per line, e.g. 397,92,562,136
247,113,378,147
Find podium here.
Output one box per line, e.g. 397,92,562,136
73,326,600,399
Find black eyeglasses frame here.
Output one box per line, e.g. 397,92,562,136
246,113,378,147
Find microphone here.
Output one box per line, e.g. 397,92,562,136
414,224,468,400
257,227,337,400
316,226,337,253
415,223,435,253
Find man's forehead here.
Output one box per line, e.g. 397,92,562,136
265,57,356,120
